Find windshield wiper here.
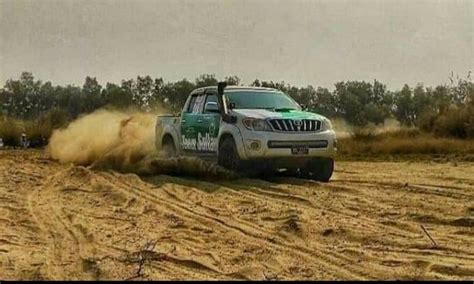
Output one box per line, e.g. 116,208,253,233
246,107,296,111
274,107,296,112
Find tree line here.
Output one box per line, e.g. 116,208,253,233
0,72,473,146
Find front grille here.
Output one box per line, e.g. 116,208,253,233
269,119,321,132
267,140,328,149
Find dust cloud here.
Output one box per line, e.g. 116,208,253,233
333,118,402,138
48,109,156,167
47,109,235,179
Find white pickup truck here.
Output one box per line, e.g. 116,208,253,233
156,82,337,181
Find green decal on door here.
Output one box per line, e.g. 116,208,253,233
181,94,220,153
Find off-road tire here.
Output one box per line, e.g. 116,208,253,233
301,158,334,182
162,137,177,158
218,137,241,172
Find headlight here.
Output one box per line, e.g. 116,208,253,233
242,118,273,131
322,119,333,130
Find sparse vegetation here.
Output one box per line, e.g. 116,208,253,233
1,71,472,149
0,108,70,147
338,128,474,161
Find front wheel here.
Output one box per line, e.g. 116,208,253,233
301,158,334,182
218,137,242,172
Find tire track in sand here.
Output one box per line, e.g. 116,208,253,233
27,167,104,280
102,172,370,279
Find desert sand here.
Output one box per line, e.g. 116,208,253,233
0,150,472,280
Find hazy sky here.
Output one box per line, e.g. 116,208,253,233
0,0,472,90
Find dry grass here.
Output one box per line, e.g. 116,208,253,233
0,117,24,146
0,117,52,147
338,128,474,161
0,110,70,147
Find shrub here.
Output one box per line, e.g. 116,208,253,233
0,117,22,146
433,106,470,139
0,109,71,147
338,128,474,160
352,124,378,141
417,109,438,133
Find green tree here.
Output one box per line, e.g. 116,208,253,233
103,83,134,109
251,79,261,87
225,75,241,86
195,74,218,88
292,85,315,109
161,79,195,112
82,76,104,113
334,81,372,126
394,84,416,126
135,75,154,111
3,72,42,119
313,87,336,117
149,77,165,111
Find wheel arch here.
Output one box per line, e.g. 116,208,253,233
162,133,175,147
218,132,234,145
218,125,247,160
158,124,180,153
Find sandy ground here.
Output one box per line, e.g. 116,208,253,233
0,150,473,280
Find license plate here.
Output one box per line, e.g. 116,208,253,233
291,146,309,155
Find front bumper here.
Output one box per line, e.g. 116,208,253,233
237,129,337,160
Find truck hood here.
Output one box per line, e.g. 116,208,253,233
230,109,328,121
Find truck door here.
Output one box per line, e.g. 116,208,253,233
181,93,205,153
200,92,221,155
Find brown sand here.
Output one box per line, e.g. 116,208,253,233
0,150,472,280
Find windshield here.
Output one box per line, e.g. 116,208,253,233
224,91,301,110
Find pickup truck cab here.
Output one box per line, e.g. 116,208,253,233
156,83,337,181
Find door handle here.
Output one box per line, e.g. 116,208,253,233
181,119,186,123
197,119,203,123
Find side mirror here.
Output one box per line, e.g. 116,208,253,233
222,114,237,124
204,101,220,113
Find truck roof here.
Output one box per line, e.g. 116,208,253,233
190,85,279,95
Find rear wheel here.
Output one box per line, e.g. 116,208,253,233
162,136,177,158
218,137,241,172
301,158,334,182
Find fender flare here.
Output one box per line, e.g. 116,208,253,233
218,124,248,160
